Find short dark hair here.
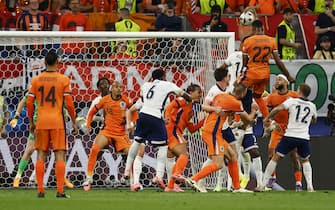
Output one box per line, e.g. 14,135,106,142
252,19,263,28
152,69,165,80
214,67,228,81
45,50,58,66
283,7,294,14
320,35,330,42
299,83,311,98
120,7,130,13
186,84,201,94
97,77,110,88
211,5,221,14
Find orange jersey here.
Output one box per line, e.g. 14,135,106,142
59,12,91,54
267,90,297,130
27,71,73,129
279,0,299,13
164,97,203,133
248,0,277,15
87,94,132,136
92,0,116,12
226,0,246,11
242,34,277,79
203,93,243,134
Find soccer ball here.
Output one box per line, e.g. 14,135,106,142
239,11,256,26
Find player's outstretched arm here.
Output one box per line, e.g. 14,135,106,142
178,90,193,103
64,95,78,135
240,103,258,126
264,104,285,124
126,102,140,134
85,105,99,134
9,97,27,128
26,95,35,135
273,52,295,83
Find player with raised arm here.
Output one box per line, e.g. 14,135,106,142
185,81,257,193
217,51,254,190
11,94,74,189
26,51,78,198
200,66,242,192
260,83,317,192
123,69,192,191
164,84,205,192
265,74,303,191
241,20,294,120
83,80,132,191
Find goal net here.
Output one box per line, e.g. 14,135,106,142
0,31,235,189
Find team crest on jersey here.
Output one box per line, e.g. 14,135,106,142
219,146,225,152
120,101,126,110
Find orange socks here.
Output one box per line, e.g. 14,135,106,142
174,154,188,174
167,154,189,188
35,160,45,193
56,161,65,194
295,171,302,183
192,163,218,182
228,161,240,189
254,97,269,118
87,144,100,177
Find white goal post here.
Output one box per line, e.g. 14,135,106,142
0,31,235,189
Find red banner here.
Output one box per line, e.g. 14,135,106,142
188,14,318,59
0,60,205,101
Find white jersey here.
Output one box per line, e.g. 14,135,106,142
224,51,243,93
140,80,181,118
204,84,230,130
133,99,143,111
283,97,317,140
87,95,104,118
205,84,227,104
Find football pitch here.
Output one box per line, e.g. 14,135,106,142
1,189,335,210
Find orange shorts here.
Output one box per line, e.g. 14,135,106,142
167,126,186,150
241,77,269,95
99,130,131,152
268,129,284,150
202,130,229,156
35,129,66,151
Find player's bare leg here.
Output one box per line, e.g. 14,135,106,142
214,143,238,192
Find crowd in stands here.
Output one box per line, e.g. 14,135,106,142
0,0,334,59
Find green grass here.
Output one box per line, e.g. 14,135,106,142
0,189,335,210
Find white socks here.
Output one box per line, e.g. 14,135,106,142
302,161,314,190
156,145,168,179
133,156,143,184
216,167,226,189
252,156,263,187
263,159,277,187
166,157,176,181
242,152,251,180
125,141,140,176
